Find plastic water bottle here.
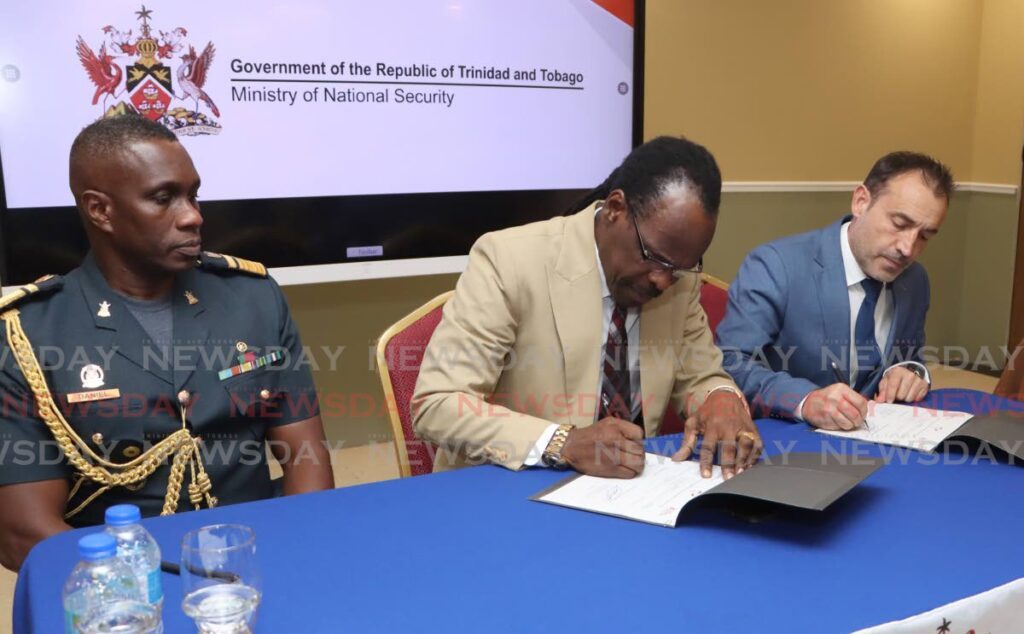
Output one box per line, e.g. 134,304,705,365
62,533,160,633
104,505,164,614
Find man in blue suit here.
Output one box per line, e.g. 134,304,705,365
716,152,953,431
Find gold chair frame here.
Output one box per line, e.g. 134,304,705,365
375,291,454,478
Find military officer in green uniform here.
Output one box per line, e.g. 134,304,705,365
0,114,334,571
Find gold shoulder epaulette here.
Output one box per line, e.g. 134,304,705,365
197,252,268,278
0,275,64,313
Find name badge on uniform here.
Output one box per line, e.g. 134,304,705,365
218,351,283,381
67,388,121,404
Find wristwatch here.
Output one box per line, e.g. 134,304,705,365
541,424,574,470
907,364,929,380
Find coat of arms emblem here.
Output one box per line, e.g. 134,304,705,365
75,4,221,136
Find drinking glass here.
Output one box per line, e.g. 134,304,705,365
180,524,261,633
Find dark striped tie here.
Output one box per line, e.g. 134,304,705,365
599,305,643,429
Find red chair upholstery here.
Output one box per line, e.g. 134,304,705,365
659,273,730,436
376,291,453,477
699,273,730,337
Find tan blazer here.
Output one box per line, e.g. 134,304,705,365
412,203,738,471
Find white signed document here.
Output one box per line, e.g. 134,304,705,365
815,402,974,451
534,453,724,527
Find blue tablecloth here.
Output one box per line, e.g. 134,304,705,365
14,389,1024,633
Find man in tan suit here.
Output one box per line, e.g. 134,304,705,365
413,136,761,479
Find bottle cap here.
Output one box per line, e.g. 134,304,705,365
78,533,117,561
105,504,142,527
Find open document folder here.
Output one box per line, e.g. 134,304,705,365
532,452,882,527
815,403,1024,458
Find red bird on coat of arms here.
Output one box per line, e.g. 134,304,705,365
75,36,123,109
177,43,219,117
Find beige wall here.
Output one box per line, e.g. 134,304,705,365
645,0,985,181
646,0,1024,185
290,0,1022,447
971,0,1024,184
282,276,458,446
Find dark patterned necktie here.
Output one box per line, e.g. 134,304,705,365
599,305,643,428
853,278,883,392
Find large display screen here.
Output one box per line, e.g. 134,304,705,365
0,0,642,284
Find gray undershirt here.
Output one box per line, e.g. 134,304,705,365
118,293,173,367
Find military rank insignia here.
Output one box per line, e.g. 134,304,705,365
217,350,283,381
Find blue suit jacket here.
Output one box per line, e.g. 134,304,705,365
716,217,929,418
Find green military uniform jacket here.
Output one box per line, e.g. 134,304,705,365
0,253,318,526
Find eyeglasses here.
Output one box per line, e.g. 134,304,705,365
629,212,703,278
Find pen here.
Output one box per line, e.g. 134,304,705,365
830,361,869,430
829,360,847,386
161,560,240,583
600,393,628,420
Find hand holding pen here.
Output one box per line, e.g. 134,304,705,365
798,362,870,431
831,361,869,430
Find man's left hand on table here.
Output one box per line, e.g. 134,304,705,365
671,389,762,480
875,366,929,404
